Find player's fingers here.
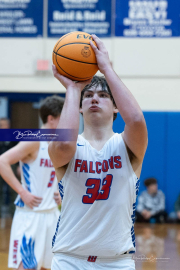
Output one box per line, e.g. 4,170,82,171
33,195,43,200
90,40,99,53
91,34,105,51
79,78,92,89
32,201,41,207
52,65,63,80
52,64,58,75
33,197,43,204
28,203,33,209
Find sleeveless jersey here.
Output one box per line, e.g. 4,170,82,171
14,141,58,211
52,133,140,257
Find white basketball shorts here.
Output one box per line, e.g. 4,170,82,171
8,206,60,270
51,253,135,270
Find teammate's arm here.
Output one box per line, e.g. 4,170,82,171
0,142,42,209
48,66,91,169
90,35,148,165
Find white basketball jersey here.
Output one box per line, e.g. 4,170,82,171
14,141,58,211
52,133,140,257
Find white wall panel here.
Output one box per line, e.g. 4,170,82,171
0,37,180,111
0,38,44,75
113,38,180,76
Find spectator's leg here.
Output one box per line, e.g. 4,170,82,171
152,211,167,223
136,211,149,222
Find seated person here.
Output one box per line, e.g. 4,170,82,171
136,177,167,223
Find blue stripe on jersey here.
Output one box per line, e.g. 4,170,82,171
131,178,140,248
52,214,61,248
22,163,31,192
15,197,24,207
20,235,37,269
58,182,64,200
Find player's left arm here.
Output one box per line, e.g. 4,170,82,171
90,35,148,166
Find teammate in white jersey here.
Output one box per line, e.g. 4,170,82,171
49,35,148,270
0,95,64,270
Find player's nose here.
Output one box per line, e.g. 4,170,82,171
91,93,99,103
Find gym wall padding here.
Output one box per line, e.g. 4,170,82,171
113,112,180,213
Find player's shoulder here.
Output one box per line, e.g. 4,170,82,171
18,141,40,148
77,134,86,146
109,132,124,147
18,141,40,153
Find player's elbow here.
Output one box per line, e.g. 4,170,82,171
48,141,76,165
134,113,147,132
132,112,146,125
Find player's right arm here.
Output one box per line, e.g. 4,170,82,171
48,65,91,170
0,142,42,209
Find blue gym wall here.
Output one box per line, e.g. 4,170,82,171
113,112,180,214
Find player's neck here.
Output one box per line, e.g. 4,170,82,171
82,125,114,143
41,123,51,129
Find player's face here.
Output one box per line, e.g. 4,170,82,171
80,86,118,122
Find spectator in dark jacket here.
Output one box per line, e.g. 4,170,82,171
136,177,167,223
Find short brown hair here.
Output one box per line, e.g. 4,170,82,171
80,76,117,121
144,177,157,187
39,95,64,124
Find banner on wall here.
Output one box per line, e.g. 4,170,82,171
0,0,43,37
48,0,112,37
115,0,180,37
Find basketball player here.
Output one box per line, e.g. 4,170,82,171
0,95,64,270
49,35,148,270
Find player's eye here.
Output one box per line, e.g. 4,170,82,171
85,93,92,98
100,93,108,98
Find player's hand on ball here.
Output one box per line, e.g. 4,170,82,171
20,189,42,209
90,34,112,74
54,190,62,206
52,64,92,92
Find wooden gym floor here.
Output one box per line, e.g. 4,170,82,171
0,219,180,270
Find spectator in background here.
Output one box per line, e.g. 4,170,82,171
136,177,167,223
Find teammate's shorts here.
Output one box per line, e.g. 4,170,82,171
51,252,135,270
8,206,60,270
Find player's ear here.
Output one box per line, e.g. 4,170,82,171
113,107,119,114
47,115,54,124
79,107,83,114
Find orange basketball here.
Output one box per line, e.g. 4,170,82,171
52,31,98,81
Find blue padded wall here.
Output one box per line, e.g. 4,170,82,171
166,113,180,213
113,112,180,213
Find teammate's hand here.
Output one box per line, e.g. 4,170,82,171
19,189,43,209
90,34,112,75
54,190,62,206
52,64,91,92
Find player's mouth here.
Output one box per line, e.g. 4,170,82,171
89,106,100,111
